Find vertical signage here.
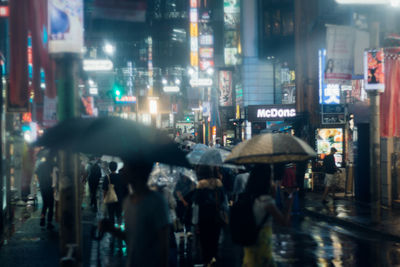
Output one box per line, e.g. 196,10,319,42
147,37,153,96
27,34,33,79
219,71,232,106
189,0,198,67
223,0,240,66
48,0,84,54
126,61,134,95
325,25,355,85
319,49,341,104
0,6,9,17
198,12,214,71
364,49,385,91
43,96,58,127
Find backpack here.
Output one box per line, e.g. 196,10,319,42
229,193,269,246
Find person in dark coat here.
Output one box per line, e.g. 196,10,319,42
103,161,128,226
193,165,228,266
88,158,102,212
35,156,56,229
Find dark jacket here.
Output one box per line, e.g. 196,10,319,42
193,178,227,225
323,154,337,174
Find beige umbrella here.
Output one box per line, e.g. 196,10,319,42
225,133,316,164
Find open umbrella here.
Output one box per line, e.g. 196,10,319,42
35,117,190,168
225,133,316,164
192,143,208,151
198,148,231,166
187,147,242,169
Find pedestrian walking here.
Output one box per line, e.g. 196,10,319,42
153,181,178,267
102,161,128,226
232,169,249,202
174,173,195,232
51,158,60,223
241,164,294,267
192,165,228,266
35,155,56,230
100,160,170,267
322,147,341,204
88,157,102,212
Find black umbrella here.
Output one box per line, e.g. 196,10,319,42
35,117,190,168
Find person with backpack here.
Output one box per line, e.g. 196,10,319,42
230,164,294,267
192,165,228,266
88,157,102,212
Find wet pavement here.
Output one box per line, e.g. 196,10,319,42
303,192,400,242
273,216,400,267
0,201,60,267
3,190,400,266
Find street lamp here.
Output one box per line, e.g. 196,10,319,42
188,67,195,76
206,67,214,76
103,43,115,55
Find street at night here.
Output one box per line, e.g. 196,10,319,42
2,0,400,266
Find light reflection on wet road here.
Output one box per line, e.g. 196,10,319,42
272,216,400,266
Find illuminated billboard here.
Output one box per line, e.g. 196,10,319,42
48,0,84,54
364,49,385,91
316,128,343,167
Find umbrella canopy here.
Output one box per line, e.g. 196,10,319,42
35,117,190,168
192,143,208,151
187,147,235,167
225,133,316,164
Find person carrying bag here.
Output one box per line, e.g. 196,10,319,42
104,174,118,204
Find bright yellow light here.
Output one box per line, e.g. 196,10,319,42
149,99,158,114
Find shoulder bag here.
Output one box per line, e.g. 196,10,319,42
104,175,118,204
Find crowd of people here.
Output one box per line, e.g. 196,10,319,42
31,139,342,267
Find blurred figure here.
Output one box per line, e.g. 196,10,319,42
88,157,102,212
21,144,35,201
193,165,228,266
214,138,222,148
102,161,128,226
100,160,170,267
153,181,178,267
233,168,249,202
35,155,56,229
51,157,60,223
174,173,195,232
242,165,294,267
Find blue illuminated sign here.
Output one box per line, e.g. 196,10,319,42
319,49,341,105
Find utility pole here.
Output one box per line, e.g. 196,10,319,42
294,0,305,113
55,54,82,266
294,0,318,141
369,21,381,223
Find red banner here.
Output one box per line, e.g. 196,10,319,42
8,0,29,111
380,48,400,137
9,0,56,113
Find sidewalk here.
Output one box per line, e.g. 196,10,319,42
0,192,125,267
303,192,400,242
0,202,60,267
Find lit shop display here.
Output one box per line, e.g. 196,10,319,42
316,128,343,167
